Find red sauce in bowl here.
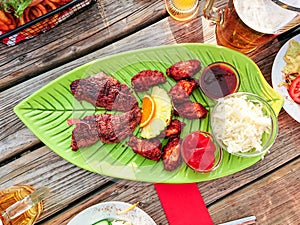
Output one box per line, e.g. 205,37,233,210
181,131,220,172
200,62,240,99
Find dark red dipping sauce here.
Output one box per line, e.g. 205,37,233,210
181,131,217,172
200,62,240,99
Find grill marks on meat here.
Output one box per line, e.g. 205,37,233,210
67,107,141,151
174,102,208,119
70,72,137,112
169,79,207,119
159,119,186,139
169,79,198,104
128,136,162,161
131,70,167,92
166,60,201,81
162,137,182,171
67,117,99,151
67,60,208,171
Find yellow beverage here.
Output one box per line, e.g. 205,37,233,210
172,0,197,11
165,0,200,21
0,185,43,225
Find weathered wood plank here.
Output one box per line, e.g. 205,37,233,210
0,146,115,220
209,157,300,225
33,146,300,225
0,0,167,90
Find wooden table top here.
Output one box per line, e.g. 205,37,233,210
0,0,299,224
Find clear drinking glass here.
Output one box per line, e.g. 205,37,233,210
203,0,300,53
0,185,49,225
165,0,200,21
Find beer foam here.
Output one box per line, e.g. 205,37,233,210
234,0,299,34
280,0,300,7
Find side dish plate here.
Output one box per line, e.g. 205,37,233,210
271,33,300,123
14,44,283,183
67,201,156,225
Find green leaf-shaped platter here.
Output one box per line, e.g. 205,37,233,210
14,44,283,183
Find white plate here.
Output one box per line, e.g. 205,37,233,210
67,201,157,225
271,33,300,123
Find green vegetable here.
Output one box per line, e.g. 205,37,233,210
0,0,32,18
92,219,112,225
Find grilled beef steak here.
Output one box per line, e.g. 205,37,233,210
70,72,137,112
67,106,141,150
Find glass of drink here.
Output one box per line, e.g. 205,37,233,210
0,185,48,225
203,0,300,53
165,0,200,21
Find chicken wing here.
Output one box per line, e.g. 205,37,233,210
166,60,201,81
131,70,167,92
169,79,198,104
159,119,186,139
162,137,182,171
128,136,162,161
174,102,208,119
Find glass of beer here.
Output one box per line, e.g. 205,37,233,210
203,0,300,53
165,0,200,21
0,185,47,225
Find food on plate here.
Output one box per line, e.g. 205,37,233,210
0,10,17,31
67,106,141,150
200,62,240,99
0,0,72,33
128,136,162,161
140,87,172,139
131,70,166,92
174,101,208,119
169,79,198,104
67,59,211,171
288,75,300,104
282,39,300,75
158,119,185,139
0,0,32,18
279,39,300,104
70,72,138,112
181,131,218,172
92,219,132,225
117,202,139,214
139,95,155,128
162,137,182,171
210,94,271,154
168,77,207,119
166,60,201,81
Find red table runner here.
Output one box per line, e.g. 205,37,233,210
154,183,214,225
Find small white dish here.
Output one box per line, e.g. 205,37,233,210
67,201,157,225
271,33,300,123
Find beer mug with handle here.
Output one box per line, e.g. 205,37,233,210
203,0,300,53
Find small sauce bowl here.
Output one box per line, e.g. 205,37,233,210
199,62,240,100
181,131,222,173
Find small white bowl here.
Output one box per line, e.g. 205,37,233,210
67,201,156,225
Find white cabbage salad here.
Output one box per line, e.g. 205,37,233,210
211,95,271,153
